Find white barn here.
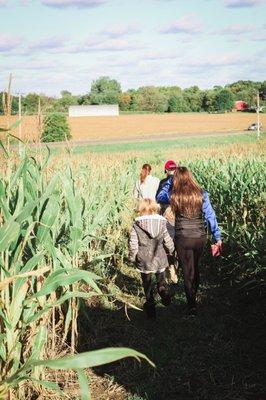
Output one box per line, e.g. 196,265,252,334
69,104,119,117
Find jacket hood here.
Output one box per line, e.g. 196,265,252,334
135,214,166,238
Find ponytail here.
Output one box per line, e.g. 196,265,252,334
140,164,152,183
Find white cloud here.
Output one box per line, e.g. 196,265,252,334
184,53,251,70
250,32,266,41
143,49,180,60
28,36,67,51
64,37,143,53
100,24,142,38
215,23,254,35
224,0,265,8
41,0,107,8
0,35,21,52
159,14,204,35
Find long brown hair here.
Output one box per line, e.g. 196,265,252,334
170,166,203,218
140,163,152,183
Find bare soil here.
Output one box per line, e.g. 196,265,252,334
0,113,265,142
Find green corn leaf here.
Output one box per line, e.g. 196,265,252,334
37,198,59,245
30,347,155,369
0,334,7,362
0,220,20,251
31,327,48,359
0,198,12,220
29,378,64,395
26,291,100,324
10,158,27,189
77,369,90,400
34,269,101,297
10,277,29,328
0,139,9,157
20,254,44,274
69,226,83,255
15,200,39,224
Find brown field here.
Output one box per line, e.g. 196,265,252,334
0,112,265,142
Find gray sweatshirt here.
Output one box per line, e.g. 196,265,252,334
129,214,175,274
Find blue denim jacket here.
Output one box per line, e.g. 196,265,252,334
156,176,221,242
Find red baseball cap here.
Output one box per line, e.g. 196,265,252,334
164,160,177,171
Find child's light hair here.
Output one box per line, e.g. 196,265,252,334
137,198,160,216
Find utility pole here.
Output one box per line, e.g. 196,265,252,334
15,91,25,157
18,93,22,156
256,91,260,140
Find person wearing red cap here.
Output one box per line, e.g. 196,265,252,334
156,160,177,214
156,160,179,284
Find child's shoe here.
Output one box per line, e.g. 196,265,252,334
160,289,171,306
143,302,156,319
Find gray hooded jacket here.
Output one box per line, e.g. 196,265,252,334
129,214,175,274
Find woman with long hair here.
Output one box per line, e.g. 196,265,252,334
133,163,160,201
170,167,222,315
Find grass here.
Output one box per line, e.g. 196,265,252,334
71,132,264,154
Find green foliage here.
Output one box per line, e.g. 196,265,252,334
90,76,121,105
214,89,234,111
168,94,189,112
41,112,71,142
54,90,78,112
0,150,152,398
119,93,132,111
2,79,266,116
201,90,216,112
137,86,168,113
183,86,202,112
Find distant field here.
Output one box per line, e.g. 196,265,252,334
0,113,265,142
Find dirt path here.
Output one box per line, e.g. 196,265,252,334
78,261,265,400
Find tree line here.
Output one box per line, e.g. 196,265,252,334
1,78,265,115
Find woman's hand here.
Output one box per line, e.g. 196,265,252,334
211,241,222,257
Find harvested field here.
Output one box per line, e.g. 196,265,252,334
0,113,265,142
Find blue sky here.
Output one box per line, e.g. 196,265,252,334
0,0,265,96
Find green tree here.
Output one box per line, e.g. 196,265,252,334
137,86,168,113
22,93,39,114
41,112,71,142
90,76,121,104
202,90,216,112
119,93,132,111
183,86,202,112
55,91,77,112
214,89,234,112
77,94,91,105
168,94,189,112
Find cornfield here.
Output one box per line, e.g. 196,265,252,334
0,147,151,399
0,138,265,399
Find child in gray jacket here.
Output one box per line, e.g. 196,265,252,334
129,199,175,319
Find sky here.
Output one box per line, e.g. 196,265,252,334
0,0,266,96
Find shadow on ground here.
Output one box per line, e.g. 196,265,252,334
78,263,266,400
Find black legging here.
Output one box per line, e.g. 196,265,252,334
175,236,206,308
141,272,167,304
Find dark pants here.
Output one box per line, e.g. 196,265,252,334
175,236,206,308
141,272,167,304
